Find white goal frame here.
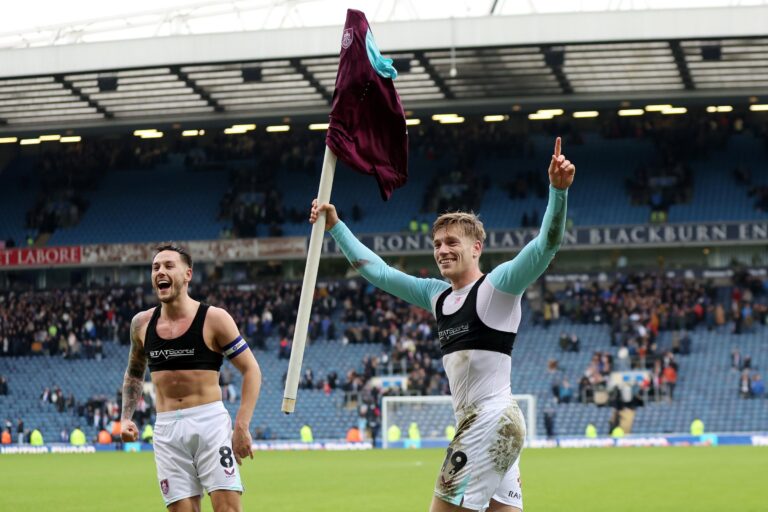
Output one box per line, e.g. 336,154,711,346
381,395,537,449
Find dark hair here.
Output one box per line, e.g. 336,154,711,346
154,242,193,268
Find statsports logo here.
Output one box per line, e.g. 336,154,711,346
438,323,470,342
150,348,195,359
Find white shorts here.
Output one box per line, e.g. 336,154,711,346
434,397,526,511
153,401,243,506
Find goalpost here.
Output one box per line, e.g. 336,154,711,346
381,395,537,449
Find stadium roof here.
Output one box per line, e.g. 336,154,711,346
0,5,767,134
3,0,767,48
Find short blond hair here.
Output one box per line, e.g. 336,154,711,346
432,212,486,243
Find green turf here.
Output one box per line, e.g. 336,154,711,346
0,446,764,511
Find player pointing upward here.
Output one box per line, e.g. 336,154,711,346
121,243,262,512
311,138,575,512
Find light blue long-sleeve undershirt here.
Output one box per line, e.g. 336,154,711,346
328,186,568,313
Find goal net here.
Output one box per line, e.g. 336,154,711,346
381,395,537,449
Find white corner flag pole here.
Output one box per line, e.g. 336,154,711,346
282,145,337,414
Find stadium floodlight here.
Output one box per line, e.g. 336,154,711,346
715,106,733,112
529,109,563,120
439,116,465,124
662,107,687,115
644,104,672,112
749,104,768,111
309,123,329,130
266,125,290,132
60,136,81,143
483,115,509,122
224,124,256,134
182,129,202,136
573,111,599,118
133,129,160,137
381,395,537,449
39,134,61,141
20,138,41,145
140,132,163,139
405,119,421,126
0,137,17,144
618,109,644,116
431,114,459,121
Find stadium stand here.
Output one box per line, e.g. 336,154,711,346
2,273,766,442
48,155,229,245
1,117,766,248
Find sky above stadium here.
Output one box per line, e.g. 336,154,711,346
2,0,766,48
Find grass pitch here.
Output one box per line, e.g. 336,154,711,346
0,446,763,511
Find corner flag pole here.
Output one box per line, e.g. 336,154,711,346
282,145,337,414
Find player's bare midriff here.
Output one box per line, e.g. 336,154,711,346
151,369,222,412
135,309,224,413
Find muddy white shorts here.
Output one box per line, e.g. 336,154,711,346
153,401,243,506
434,397,526,511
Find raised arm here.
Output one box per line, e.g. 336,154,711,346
312,200,449,312
210,307,261,466
489,137,575,295
121,312,149,442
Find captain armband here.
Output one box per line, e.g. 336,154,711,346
222,335,249,359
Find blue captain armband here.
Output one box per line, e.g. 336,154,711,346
222,335,248,359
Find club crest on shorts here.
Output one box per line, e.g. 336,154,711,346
224,468,235,478
341,28,353,49
160,479,169,495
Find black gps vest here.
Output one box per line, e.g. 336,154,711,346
144,303,223,373
435,275,517,356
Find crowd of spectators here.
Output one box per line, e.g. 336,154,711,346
0,279,328,357
539,271,768,337
732,162,768,213
24,139,169,238
750,186,768,213
546,349,675,407
540,270,767,419
182,130,322,238
2,267,766,443
4,113,766,248
0,287,139,357
733,348,765,399
40,382,126,432
219,168,287,238
1,385,146,446
614,113,754,223
416,122,520,216
626,159,693,222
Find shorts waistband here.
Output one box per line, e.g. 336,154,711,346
155,400,226,422
457,394,516,417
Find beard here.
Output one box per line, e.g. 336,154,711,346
156,282,183,303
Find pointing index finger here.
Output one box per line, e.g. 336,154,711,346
554,137,562,157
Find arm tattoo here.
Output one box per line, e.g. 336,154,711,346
121,315,147,421
545,202,565,251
